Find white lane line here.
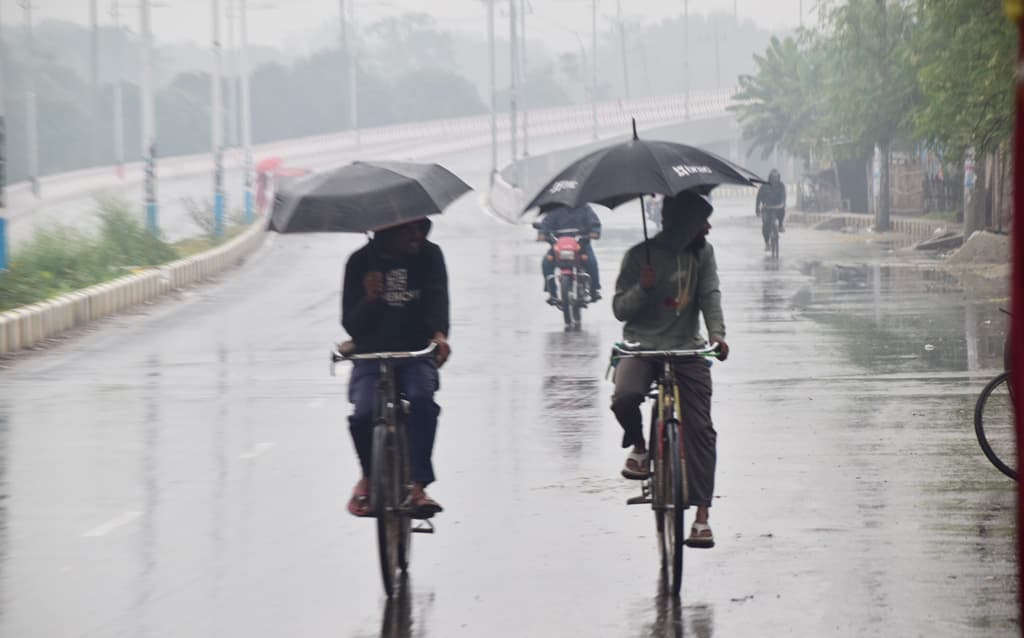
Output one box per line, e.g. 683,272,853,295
239,442,276,460
82,511,142,537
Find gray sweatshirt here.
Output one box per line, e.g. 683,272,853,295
612,234,725,350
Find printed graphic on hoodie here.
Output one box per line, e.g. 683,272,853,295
383,268,422,306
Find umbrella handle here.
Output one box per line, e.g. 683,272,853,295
640,196,651,264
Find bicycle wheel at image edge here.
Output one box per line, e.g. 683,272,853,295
665,420,686,596
372,425,401,596
974,371,1017,481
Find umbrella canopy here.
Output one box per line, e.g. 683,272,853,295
269,160,472,233
523,124,764,213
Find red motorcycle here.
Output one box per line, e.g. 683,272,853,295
537,224,592,329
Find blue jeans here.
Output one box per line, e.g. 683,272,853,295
542,243,601,295
348,358,441,485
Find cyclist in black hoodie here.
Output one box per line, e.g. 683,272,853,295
341,217,451,518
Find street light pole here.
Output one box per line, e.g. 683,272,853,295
488,0,496,185
346,0,359,146
90,0,100,166
683,0,689,118
617,0,630,100
520,0,528,157
0,3,7,270
591,0,598,140
212,0,224,238
20,0,39,197
226,0,238,147
508,0,518,170
239,0,253,223
111,0,125,178
140,0,158,234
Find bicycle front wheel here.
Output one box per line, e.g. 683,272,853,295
974,372,1017,481
664,419,686,596
372,425,402,596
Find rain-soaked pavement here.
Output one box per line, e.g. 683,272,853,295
0,145,1017,637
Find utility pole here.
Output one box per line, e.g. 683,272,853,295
239,0,253,223
713,16,720,90
520,0,528,158
617,0,630,100
141,0,158,234
20,0,39,197
683,0,690,118
488,0,496,185
226,0,238,147
591,0,598,140
90,0,100,166
111,0,125,178
799,0,804,28
212,0,224,238
508,0,518,172
346,0,359,146
0,2,8,270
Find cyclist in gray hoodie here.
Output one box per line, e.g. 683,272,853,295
610,190,729,548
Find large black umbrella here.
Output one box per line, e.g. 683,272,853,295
270,160,472,233
523,121,764,212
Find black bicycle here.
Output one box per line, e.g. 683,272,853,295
331,341,437,596
612,341,720,596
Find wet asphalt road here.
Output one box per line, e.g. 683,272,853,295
0,144,1017,637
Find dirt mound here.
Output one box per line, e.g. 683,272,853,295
946,230,1009,266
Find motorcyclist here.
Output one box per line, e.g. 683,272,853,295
536,203,603,303
755,169,786,250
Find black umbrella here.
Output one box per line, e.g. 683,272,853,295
522,120,764,262
270,160,472,233
523,120,764,212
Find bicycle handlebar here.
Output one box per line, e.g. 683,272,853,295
612,341,720,359
330,342,438,375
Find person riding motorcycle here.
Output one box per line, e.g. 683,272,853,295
536,202,603,303
755,169,786,250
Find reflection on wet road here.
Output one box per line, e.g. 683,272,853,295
0,146,1016,636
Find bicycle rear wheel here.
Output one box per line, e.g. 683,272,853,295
770,219,780,259
372,424,402,596
974,372,1017,480
664,419,686,596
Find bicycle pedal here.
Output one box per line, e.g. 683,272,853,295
626,495,653,505
412,520,435,534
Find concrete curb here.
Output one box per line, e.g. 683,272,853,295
0,218,268,355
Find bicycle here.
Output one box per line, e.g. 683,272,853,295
761,204,782,259
331,341,438,597
611,341,720,596
974,319,1015,480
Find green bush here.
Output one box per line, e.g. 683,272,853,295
0,196,180,311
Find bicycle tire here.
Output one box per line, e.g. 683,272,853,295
770,218,780,259
560,274,573,326
372,425,400,596
974,371,1017,481
665,419,685,596
395,423,413,570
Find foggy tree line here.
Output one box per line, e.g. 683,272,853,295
731,0,1016,231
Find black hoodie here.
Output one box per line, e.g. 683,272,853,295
341,235,449,353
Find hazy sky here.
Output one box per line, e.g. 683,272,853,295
12,0,810,53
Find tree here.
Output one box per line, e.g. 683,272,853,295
390,69,485,121
730,35,829,164
822,0,920,230
912,0,1016,234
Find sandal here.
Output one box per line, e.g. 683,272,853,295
621,450,650,480
409,492,443,519
347,491,373,518
685,522,715,548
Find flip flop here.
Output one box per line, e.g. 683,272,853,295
685,522,715,548
621,450,650,480
409,493,443,519
347,492,373,518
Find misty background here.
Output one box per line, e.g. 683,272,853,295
0,1,803,182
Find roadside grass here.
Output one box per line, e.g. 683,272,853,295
0,196,250,312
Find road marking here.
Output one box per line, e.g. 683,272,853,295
82,511,142,537
239,442,275,460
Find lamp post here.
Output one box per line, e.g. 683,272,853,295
239,0,253,223
488,0,496,185
212,0,225,238
591,0,598,140
20,1,39,197
110,0,125,178
140,0,158,234
0,3,7,270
